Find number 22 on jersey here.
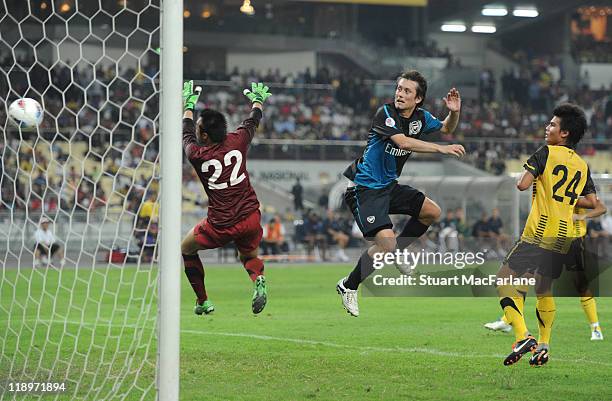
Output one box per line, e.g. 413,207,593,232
201,149,245,190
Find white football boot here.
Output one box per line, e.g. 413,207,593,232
484,319,512,333
336,278,359,317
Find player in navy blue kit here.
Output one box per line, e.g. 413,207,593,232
336,70,465,316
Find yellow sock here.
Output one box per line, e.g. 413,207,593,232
516,284,529,295
501,285,529,324
499,285,528,341
536,296,556,345
499,284,527,325
580,296,600,329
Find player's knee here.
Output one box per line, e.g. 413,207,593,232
382,243,396,254
378,238,397,254
420,200,441,224
181,239,195,255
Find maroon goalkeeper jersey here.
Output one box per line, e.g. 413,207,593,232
183,108,262,228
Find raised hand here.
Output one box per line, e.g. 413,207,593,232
183,80,202,111
443,87,461,113
243,82,272,105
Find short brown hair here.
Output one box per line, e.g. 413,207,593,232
397,70,427,107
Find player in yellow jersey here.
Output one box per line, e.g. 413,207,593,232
496,103,600,366
485,198,606,341
566,199,607,340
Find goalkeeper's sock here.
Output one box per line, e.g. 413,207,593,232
344,250,374,290
242,257,264,282
536,296,556,345
499,285,529,341
398,218,430,248
580,296,600,327
183,254,208,303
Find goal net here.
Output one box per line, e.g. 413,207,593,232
0,0,165,399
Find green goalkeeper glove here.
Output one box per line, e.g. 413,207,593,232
243,82,272,105
183,80,202,111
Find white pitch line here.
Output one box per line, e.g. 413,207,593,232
182,328,483,358
182,329,612,367
4,319,612,367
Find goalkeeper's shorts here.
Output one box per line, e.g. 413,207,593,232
194,210,263,254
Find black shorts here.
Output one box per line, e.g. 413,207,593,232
344,181,425,238
563,237,585,272
503,240,567,279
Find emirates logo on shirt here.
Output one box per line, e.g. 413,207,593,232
385,117,396,128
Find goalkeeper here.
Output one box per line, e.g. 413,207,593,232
180,81,272,315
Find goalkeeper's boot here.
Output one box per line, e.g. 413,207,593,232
252,275,267,314
484,318,512,333
503,336,537,366
336,278,359,317
194,299,215,315
529,344,549,367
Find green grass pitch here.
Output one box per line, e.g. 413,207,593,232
1,263,611,400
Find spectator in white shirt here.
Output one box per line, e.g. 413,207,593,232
34,217,64,267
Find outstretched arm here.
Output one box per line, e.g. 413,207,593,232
184,110,195,120
440,88,461,134
182,80,202,120
182,80,202,158
239,82,272,142
390,134,465,157
243,82,272,112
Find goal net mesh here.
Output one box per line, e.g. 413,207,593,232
0,0,161,399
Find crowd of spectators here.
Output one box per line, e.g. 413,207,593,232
197,60,612,174
0,134,160,217
1,50,161,219
3,14,609,264
0,53,158,135
2,49,611,205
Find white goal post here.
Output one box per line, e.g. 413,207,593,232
158,0,182,400
0,0,183,399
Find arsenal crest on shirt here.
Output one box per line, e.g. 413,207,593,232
409,120,422,136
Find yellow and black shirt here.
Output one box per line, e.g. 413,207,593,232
521,145,595,253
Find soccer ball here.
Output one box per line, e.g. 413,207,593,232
8,98,43,128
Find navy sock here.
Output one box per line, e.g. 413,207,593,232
344,251,375,290
398,218,429,248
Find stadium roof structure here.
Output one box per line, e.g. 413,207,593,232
428,0,598,36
